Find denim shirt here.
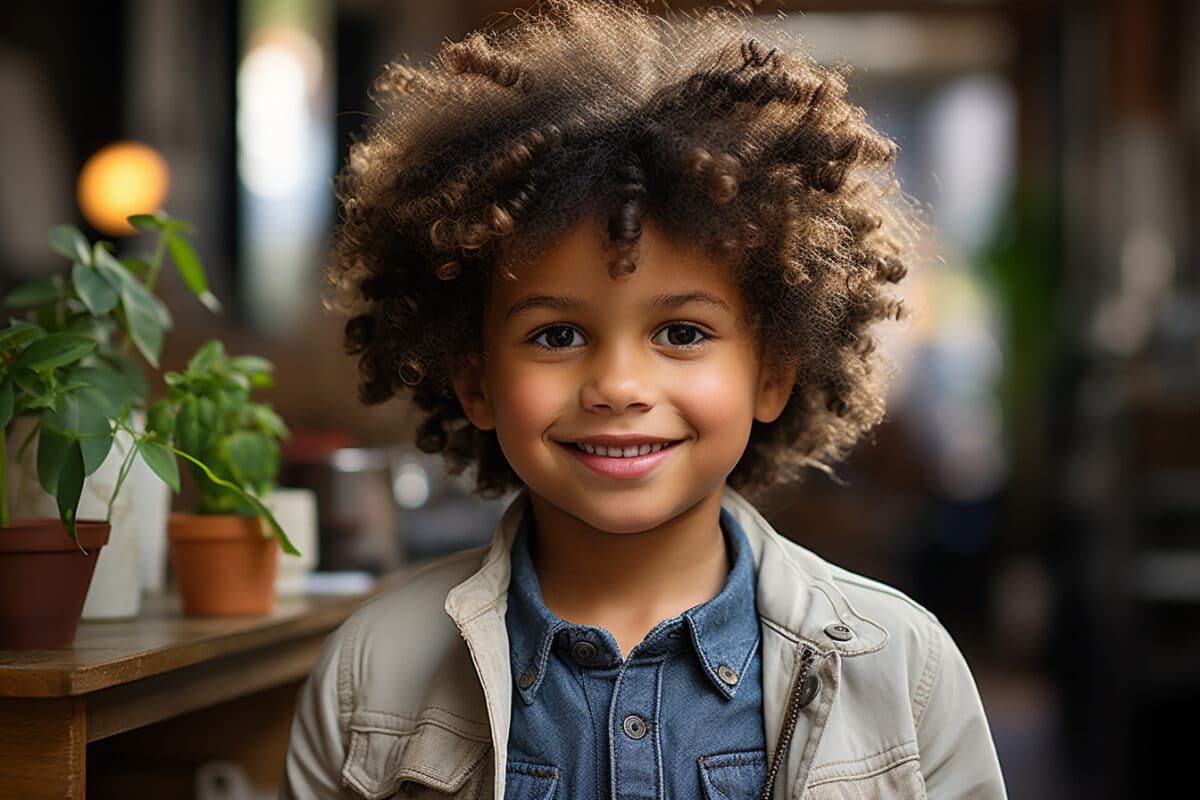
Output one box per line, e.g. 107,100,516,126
504,506,767,800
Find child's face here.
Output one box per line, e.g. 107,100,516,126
453,216,791,534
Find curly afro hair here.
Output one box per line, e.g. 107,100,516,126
324,0,921,500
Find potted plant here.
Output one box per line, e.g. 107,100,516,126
145,339,298,616
4,214,220,621
0,321,115,648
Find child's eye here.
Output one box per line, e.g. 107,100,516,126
530,325,585,350
651,323,710,349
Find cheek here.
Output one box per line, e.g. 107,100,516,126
674,358,759,426
491,363,571,435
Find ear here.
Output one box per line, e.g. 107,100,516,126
450,353,496,431
753,356,794,424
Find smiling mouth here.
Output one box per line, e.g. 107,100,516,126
559,441,681,458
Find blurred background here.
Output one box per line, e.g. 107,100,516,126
2,0,1197,797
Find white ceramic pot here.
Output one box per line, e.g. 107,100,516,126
265,487,319,596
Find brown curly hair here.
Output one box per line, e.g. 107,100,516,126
324,0,920,499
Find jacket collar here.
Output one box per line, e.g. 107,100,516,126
505,498,762,704
721,488,890,657
445,486,890,658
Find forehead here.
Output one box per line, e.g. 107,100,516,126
489,216,742,310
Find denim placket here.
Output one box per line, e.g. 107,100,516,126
609,653,664,800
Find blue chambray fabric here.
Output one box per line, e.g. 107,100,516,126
504,502,767,800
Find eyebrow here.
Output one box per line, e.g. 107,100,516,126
505,291,732,319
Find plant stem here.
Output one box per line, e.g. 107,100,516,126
106,427,141,523
144,230,169,293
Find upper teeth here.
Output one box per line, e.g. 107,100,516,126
575,442,667,457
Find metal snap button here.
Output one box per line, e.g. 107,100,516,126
717,664,739,685
573,641,597,662
797,674,821,708
622,714,649,740
824,622,854,642
518,666,537,689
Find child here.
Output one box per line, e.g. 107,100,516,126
282,1,1008,798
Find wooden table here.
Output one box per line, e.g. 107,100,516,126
0,588,378,799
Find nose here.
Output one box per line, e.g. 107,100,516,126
578,343,656,414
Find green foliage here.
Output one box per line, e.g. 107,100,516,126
3,212,296,556
1,211,220,541
0,320,101,540
145,339,298,555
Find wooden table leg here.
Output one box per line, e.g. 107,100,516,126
0,696,87,799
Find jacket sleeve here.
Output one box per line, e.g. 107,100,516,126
914,618,1009,800
279,622,357,800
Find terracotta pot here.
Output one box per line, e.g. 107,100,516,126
167,513,279,616
0,518,111,649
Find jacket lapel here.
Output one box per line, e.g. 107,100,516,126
443,493,527,800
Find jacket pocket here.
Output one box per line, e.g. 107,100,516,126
341,708,491,800
698,749,768,800
803,757,927,800
503,760,560,800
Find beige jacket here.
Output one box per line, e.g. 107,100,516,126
281,488,1008,799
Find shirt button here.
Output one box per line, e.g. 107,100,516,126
622,714,649,740
518,667,537,689
717,664,739,686
824,622,855,642
572,641,597,662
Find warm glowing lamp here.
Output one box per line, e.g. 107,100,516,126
76,141,170,236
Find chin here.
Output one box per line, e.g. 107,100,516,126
553,494,692,536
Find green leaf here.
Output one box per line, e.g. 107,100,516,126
146,398,175,441
95,249,170,366
80,427,115,476
121,290,165,367
127,213,163,232
94,247,173,327
46,389,113,475
56,440,85,543
36,418,71,494
0,320,43,355
71,261,120,316
186,340,225,375
66,365,135,418
49,224,90,263
175,394,217,457
219,430,276,486
229,354,273,377
249,404,289,439
120,257,150,278
5,278,62,308
0,378,12,429
99,351,149,404
10,333,96,372
10,368,49,400
166,233,221,312
137,439,180,492
76,389,115,475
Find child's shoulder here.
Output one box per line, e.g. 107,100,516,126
348,544,491,633
731,491,950,677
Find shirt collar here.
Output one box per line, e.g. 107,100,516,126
506,499,760,705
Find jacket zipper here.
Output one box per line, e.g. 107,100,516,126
759,644,817,800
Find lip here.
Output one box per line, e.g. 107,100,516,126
558,439,682,480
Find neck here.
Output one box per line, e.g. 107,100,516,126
527,490,731,653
